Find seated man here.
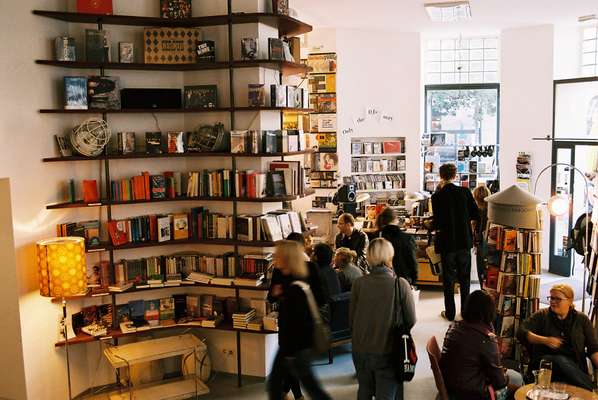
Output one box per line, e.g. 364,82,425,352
516,283,598,391
334,247,363,292
335,213,369,272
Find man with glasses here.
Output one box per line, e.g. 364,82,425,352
335,213,369,273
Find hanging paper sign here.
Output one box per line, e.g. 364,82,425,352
355,116,366,125
341,127,354,136
381,113,394,123
366,107,381,121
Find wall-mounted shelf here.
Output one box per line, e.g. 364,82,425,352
32,10,312,36
39,106,313,114
350,171,406,176
35,59,310,76
351,153,406,158
356,188,407,193
86,238,276,253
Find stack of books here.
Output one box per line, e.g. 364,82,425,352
232,308,256,329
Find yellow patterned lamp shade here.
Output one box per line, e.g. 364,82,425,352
36,237,87,298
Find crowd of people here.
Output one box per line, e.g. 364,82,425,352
265,162,598,400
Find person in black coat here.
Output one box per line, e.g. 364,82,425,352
376,207,418,285
267,240,332,400
431,163,479,321
335,213,369,272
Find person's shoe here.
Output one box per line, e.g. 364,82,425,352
440,311,454,321
283,394,293,400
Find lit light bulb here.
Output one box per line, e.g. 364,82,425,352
547,194,570,217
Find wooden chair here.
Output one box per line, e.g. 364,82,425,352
427,336,496,400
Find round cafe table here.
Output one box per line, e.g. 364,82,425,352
515,383,597,400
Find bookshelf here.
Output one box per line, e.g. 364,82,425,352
484,223,542,367
35,3,313,389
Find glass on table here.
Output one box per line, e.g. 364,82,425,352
538,359,553,388
550,382,565,394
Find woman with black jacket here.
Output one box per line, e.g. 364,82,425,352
376,207,418,284
267,240,332,400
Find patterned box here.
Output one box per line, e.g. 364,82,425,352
144,28,201,64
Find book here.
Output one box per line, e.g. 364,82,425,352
167,131,185,153
286,86,297,108
267,171,287,197
173,213,189,240
150,175,166,199
118,42,134,63
117,132,135,154
77,0,113,14
82,180,99,203
268,38,284,61
85,29,110,62
316,93,336,113
241,38,258,60
145,300,160,327
87,76,121,110
184,85,218,109
499,315,515,338
196,40,216,62
160,0,192,19
270,84,286,107
230,130,248,153
503,229,518,252
107,220,129,246
159,297,175,325
64,77,88,110
272,0,288,15
248,84,266,107
145,132,162,154
288,37,300,63
500,252,517,273
157,215,171,242
55,135,72,157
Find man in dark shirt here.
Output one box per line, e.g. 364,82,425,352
335,213,369,272
431,163,479,321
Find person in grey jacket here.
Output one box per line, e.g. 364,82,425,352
350,238,416,400
334,247,363,292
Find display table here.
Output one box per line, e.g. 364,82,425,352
514,383,597,400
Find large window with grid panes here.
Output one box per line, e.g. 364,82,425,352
426,37,499,84
582,26,598,77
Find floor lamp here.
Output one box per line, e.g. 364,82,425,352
533,163,590,313
36,237,88,400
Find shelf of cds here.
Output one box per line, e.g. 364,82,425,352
484,222,542,365
35,0,314,387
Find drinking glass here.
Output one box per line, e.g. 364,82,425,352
538,359,552,388
551,382,565,394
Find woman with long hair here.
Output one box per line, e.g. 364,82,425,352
472,185,491,287
350,238,416,400
267,240,332,400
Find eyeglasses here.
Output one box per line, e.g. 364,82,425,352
547,296,568,303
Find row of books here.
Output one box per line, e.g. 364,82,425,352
351,140,404,155
309,93,336,113
352,174,406,191
351,158,406,173
249,84,309,109
56,220,100,247
487,224,542,253
236,210,304,242
496,294,541,319
495,272,541,298
496,252,541,275
230,129,307,154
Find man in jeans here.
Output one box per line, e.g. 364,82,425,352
431,163,479,321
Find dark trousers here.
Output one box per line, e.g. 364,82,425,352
476,240,488,287
283,374,302,398
352,352,403,400
267,349,332,400
541,354,593,391
441,249,471,321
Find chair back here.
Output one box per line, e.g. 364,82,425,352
426,336,449,400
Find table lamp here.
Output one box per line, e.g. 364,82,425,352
36,236,87,400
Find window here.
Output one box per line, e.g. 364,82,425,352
582,26,598,77
426,37,499,84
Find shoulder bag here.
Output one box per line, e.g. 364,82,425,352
292,281,331,354
393,278,417,381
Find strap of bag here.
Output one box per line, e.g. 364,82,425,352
292,281,323,325
394,277,403,330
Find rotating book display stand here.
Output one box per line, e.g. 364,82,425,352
34,1,313,392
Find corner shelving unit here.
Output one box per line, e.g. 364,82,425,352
35,3,313,389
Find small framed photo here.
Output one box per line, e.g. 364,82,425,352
119,42,134,63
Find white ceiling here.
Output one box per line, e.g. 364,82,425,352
293,0,598,35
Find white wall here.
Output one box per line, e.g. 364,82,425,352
554,23,582,80
500,25,554,267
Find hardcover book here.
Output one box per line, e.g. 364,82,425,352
157,215,171,242
286,86,297,108
196,40,216,62
307,53,337,73
85,29,110,62
272,0,289,15
173,213,189,240
55,135,72,157
145,132,163,154
288,37,300,63
248,84,266,107
184,85,217,109
160,0,192,19
117,132,136,154
82,180,99,203
159,297,175,325
382,140,403,154
144,28,201,64
77,0,113,14
64,77,88,110
118,42,134,63
145,299,160,327
316,93,336,113
107,220,129,246
268,38,284,61
151,175,166,199
267,171,287,197
167,131,185,153
230,130,248,153
316,133,337,152
87,76,121,110
270,84,286,107
241,38,258,60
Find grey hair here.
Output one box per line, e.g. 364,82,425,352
367,238,394,268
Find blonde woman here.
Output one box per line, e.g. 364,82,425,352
334,247,363,291
516,283,598,390
472,185,491,287
267,240,332,400
350,238,416,400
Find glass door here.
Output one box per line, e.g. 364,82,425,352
549,145,573,276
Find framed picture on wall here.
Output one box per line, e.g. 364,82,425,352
554,78,598,139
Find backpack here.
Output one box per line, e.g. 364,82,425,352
568,213,593,256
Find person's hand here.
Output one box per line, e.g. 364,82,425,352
271,284,283,298
543,336,563,349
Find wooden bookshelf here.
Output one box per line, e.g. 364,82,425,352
85,238,276,253
39,106,313,114
32,10,312,36
42,149,315,162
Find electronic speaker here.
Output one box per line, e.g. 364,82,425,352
121,88,182,109
337,184,356,203
337,202,357,217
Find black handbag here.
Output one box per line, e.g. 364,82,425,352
392,278,417,382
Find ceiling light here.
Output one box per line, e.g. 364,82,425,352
425,1,472,23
